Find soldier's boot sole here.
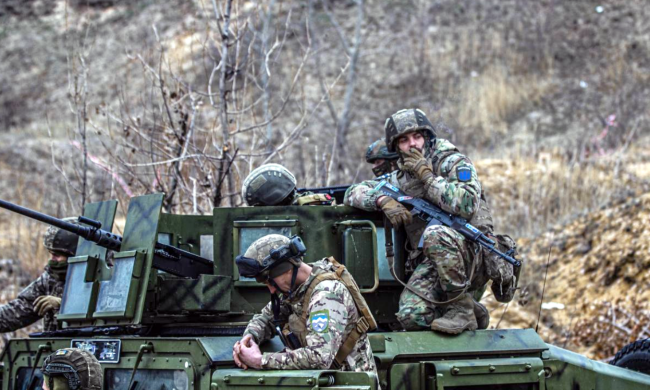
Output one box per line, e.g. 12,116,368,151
430,293,478,335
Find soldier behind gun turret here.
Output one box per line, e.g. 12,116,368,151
0,219,78,333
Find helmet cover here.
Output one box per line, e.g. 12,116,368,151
43,218,79,256
384,109,436,152
242,164,297,206
41,348,102,390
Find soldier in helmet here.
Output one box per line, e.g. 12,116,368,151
365,138,398,177
232,234,377,376
0,220,78,333
242,163,335,206
41,348,102,390
344,109,516,334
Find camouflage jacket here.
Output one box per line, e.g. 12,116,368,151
0,266,64,333
344,138,494,251
243,259,377,373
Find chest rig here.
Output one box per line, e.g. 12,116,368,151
278,258,376,369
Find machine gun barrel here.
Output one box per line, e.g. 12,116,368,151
0,199,213,278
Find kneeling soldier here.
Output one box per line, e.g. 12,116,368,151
232,234,377,375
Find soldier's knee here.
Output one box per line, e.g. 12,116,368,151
423,226,457,249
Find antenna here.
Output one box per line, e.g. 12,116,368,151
535,232,554,333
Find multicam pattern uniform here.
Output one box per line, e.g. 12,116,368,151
243,259,376,372
345,138,514,330
0,266,64,332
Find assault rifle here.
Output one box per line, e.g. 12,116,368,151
0,199,214,278
374,180,521,267
296,185,350,204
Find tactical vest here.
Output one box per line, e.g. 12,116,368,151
284,257,377,368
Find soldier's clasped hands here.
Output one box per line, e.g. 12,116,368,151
233,334,262,370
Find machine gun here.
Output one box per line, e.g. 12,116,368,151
374,180,521,268
296,185,350,204
0,199,213,278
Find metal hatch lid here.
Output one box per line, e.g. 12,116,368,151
383,329,548,359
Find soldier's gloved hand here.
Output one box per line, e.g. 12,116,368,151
401,148,434,182
378,196,412,227
34,295,62,317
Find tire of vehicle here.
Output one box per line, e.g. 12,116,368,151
610,338,650,375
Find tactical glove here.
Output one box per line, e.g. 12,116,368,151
34,295,62,317
401,148,434,182
378,196,412,227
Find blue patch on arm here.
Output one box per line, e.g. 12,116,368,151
457,166,472,182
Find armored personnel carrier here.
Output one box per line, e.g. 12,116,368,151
1,193,649,389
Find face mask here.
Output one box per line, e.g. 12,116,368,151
47,259,68,280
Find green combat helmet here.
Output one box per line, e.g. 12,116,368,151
41,348,102,390
365,138,398,177
43,218,79,256
242,164,297,206
384,108,436,153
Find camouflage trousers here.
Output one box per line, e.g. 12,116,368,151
396,225,480,330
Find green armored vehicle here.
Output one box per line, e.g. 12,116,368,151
1,194,649,390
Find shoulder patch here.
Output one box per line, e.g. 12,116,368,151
310,309,330,333
457,166,472,182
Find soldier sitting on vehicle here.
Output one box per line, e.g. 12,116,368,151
0,220,78,333
365,138,398,177
242,164,335,206
41,348,102,390
232,234,378,375
345,109,517,334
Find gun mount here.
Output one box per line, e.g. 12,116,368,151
0,192,648,390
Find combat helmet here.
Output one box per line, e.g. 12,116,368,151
384,108,436,152
235,234,306,294
365,138,398,177
41,348,102,390
43,218,79,256
242,164,297,206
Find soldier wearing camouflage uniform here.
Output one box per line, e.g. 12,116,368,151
41,348,102,390
0,222,78,333
242,164,335,206
365,139,398,177
232,234,377,376
344,109,516,334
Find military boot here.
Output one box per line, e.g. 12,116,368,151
473,299,490,330
430,292,478,334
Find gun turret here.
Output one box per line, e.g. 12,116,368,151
0,199,213,278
